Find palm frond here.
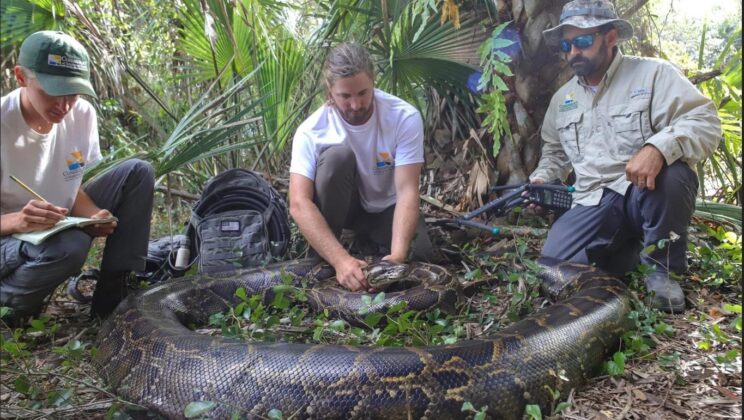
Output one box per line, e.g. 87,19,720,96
370,4,486,139
0,0,64,48
154,64,269,176
695,200,742,232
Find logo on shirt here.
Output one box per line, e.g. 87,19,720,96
66,151,85,170
48,54,87,71
63,151,86,181
630,87,651,98
559,92,578,112
376,152,393,168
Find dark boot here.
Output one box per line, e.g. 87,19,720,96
90,271,134,319
2,312,38,329
643,272,686,314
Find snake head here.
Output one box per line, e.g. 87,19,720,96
364,261,410,289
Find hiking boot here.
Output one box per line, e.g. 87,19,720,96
643,272,685,313
90,270,134,319
2,313,33,329
1,305,44,329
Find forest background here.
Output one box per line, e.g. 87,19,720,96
0,0,740,206
0,0,741,418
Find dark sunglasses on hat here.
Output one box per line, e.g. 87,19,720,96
559,31,603,53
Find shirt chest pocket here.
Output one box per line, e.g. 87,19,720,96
556,111,584,162
609,99,653,157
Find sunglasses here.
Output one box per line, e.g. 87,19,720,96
559,32,603,53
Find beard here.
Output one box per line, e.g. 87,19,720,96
569,40,608,78
333,90,375,125
569,56,596,77
339,103,374,125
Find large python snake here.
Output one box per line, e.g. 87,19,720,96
93,257,630,419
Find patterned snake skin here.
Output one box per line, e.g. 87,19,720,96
93,257,630,419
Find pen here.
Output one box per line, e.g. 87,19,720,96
9,175,48,202
9,175,67,220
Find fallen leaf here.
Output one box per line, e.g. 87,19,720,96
708,306,723,319
632,388,647,401
716,385,740,401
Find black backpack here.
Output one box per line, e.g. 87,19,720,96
186,169,291,274
142,169,291,281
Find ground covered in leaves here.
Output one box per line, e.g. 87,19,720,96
0,213,741,419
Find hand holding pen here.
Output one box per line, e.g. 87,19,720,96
7,175,68,233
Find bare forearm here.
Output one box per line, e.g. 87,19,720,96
1,200,68,235
70,189,101,218
389,191,419,262
291,199,349,265
1,213,19,235
289,173,368,291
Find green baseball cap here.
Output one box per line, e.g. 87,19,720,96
18,31,97,98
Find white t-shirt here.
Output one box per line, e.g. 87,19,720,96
290,89,424,213
1,88,101,214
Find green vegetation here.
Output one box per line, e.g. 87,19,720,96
1,225,741,417
0,0,741,418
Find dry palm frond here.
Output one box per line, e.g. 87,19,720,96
440,0,460,29
464,157,491,210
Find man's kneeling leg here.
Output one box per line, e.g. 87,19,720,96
85,159,155,317
626,162,698,313
0,230,91,319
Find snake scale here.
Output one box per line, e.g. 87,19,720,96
93,257,631,419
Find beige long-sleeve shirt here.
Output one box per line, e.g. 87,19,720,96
531,52,721,206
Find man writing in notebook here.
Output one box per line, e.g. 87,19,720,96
1,31,155,322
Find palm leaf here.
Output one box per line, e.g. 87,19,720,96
0,0,64,48
256,35,307,151
371,5,485,139
154,64,269,176
698,26,741,205
695,200,742,231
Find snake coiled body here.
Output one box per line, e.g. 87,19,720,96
94,258,630,419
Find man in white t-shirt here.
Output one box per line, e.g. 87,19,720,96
0,31,155,323
289,43,433,291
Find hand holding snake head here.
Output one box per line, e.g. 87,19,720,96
364,260,411,290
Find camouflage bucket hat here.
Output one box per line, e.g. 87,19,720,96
543,0,633,46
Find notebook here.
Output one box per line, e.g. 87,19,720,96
12,216,118,246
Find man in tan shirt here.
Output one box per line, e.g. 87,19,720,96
531,0,721,312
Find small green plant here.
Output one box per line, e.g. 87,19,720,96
601,277,678,377
622,300,672,358
52,339,89,370
461,401,488,420
639,233,681,276
689,225,742,286
724,303,742,332
184,401,216,418
477,21,515,157
524,404,542,420
206,271,471,349
500,257,543,323
13,374,42,401
603,351,627,376
541,370,573,416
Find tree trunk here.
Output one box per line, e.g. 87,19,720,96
492,0,573,185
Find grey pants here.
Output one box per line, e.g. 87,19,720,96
1,159,155,316
314,144,434,261
542,162,698,276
